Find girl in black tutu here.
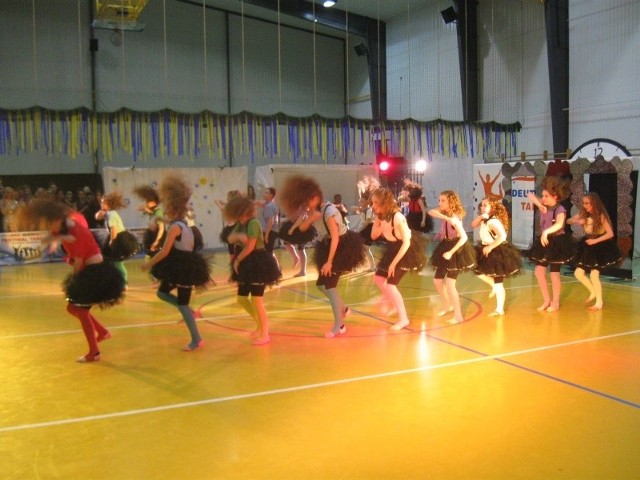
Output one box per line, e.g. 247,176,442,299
356,175,380,271
223,196,281,346
471,197,522,316
526,176,577,312
17,198,125,362
141,174,211,352
133,185,166,258
99,191,140,289
279,175,366,338
371,187,427,330
428,190,477,324
279,207,317,277
215,190,243,263
402,182,433,234
567,192,621,311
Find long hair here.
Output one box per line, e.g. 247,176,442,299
223,195,255,223
277,175,323,218
440,190,466,218
133,184,159,204
14,198,70,232
486,198,510,233
158,174,191,220
579,192,612,234
103,191,126,210
371,187,399,220
541,176,571,201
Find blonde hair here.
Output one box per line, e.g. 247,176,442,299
371,187,399,219
440,190,466,218
103,191,126,210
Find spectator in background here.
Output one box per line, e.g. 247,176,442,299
333,193,349,227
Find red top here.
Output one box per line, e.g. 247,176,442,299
62,213,101,263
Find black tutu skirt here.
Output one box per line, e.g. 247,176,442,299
528,234,577,265
220,224,237,255
574,236,622,270
278,220,317,245
231,248,282,285
143,229,166,257
378,234,428,273
191,226,204,252
474,242,522,278
430,238,477,273
151,249,211,287
406,212,434,233
359,223,374,246
63,261,125,308
313,231,367,273
104,230,140,260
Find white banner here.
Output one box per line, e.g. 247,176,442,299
510,176,536,249
103,166,248,250
472,164,504,242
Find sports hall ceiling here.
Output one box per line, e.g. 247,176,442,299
176,0,433,37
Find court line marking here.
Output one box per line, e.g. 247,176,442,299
1,328,638,433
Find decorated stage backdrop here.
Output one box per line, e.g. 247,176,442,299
102,166,248,250
473,163,535,249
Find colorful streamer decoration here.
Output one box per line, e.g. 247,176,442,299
0,107,521,163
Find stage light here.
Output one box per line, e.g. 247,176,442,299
415,159,427,172
323,0,336,7
379,159,391,173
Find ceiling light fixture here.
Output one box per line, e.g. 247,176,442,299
323,0,336,7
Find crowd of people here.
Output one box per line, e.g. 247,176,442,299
13,173,623,363
0,178,104,233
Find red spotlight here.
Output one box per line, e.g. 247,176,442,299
379,159,391,173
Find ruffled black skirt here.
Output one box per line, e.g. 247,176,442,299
219,224,237,255
574,236,622,270
230,248,282,285
104,231,140,260
191,226,204,252
528,234,577,265
151,249,211,287
406,212,434,233
429,238,477,272
378,234,428,272
143,229,166,257
278,220,317,245
474,242,522,278
359,223,374,246
313,231,366,273
63,261,125,308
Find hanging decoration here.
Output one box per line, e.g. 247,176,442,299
0,107,521,163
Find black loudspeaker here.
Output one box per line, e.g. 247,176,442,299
89,38,99,52
440,7,457,24
354,42,368,57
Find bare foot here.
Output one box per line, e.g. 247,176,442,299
437,307,454,317
445,316,463,325
488,310,504,317
251,336,271,346
545,304,559,313
587,304,602,311
536,302,550,312
390,319,409,331
584,295,596,304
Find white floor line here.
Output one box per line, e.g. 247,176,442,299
1,328,638,434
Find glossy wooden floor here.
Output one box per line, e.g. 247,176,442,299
1,248,639,479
